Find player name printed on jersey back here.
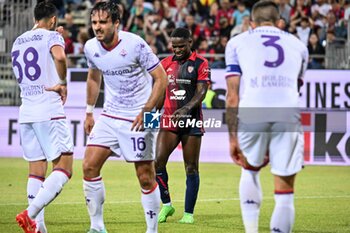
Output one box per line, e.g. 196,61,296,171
11,29,66,123
225,26,308,123
84,31,160,119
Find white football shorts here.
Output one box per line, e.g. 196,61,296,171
238,121,304,176
20,118,74,162
87,115,156,162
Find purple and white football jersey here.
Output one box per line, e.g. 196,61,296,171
11,29,66,123
84,31,160,119
225,26,308,110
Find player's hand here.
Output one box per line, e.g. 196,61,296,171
131,111,145,131
84,113,95,134
170,107,190,123
56,26,64,35
229,137,244,165
45,84,67,105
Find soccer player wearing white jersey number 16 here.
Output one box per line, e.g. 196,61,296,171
82,2,167,233
225,1,308,233
11,2,74,233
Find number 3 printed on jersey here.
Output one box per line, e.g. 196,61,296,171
11,47,41,83
261,35,284,68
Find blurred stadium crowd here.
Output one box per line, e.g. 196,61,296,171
0,0,349,104
16,0,349,69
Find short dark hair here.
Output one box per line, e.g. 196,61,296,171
34,1,58,21
170,27,191,39
252,0,280,25
91,1,121,23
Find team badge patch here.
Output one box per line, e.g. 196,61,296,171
120,49,127,57
187,66,194,73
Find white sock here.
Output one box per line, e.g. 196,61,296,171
270,192,294,233
141,184,160,233
27,170,70,219
27,176,47,233
83,176,106,231
239,169,262,233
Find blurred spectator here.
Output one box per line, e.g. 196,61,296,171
231,15,250,37
131,15,146,39
193,19,212,48
211,36,228,68
218,17,232,39
195,0,217,18
184,14,197,34
153,0,165,17
170,0,189,27
64,13,79,42
117,1,130,30
60,26,74,55
76,29,90,54
319,11,347,41
197,39,215,63
145,33,166,54
160,21,176,52
277,17,289,31
206,2,220,29
311,0,332,19
307,33,325,69
290,0,311,26
215,0,234,29
277,0,292,24
330,0,345,21
345,0,350,21
232,0,250,27
125,0,153,31
293,16,313,45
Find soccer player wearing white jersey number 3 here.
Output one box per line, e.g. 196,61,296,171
82,2,167,233
11,2,74,233
225,1,308,233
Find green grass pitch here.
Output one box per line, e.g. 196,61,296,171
0,158,349,233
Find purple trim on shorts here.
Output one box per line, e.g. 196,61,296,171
28,174,45,182
101,113,134,123
61,152,73,155
53,168,72,179
51,116,66,120
87,144,110,150
127,159,154,163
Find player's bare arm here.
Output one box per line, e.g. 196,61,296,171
225,76,243,163
131,64,167,131
84,68,102,134
171,82,208,123
45,45,68,104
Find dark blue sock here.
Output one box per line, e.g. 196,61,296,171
185,173,200,214
156,169,171,204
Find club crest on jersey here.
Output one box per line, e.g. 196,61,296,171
120,49,127,57
93,53,100,58
187,66,194,73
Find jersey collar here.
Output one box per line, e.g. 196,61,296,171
100,39,122,51
172,50,197,62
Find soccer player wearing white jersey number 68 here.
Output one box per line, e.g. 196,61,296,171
11,2,74,233
82,2,167,233
225,1,309,233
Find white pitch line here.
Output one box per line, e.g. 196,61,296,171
0,195,350,206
